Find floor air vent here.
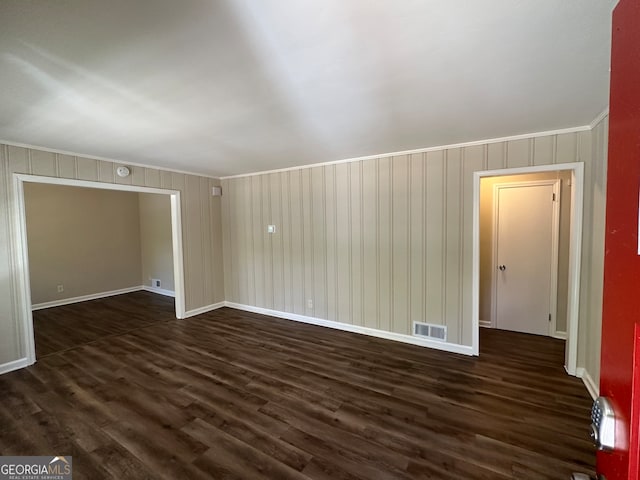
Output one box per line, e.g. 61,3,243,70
413,322,447,342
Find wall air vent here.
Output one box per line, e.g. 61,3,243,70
413,322,447,342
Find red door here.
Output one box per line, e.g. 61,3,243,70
599,0,640,478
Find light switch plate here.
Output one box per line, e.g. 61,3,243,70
267,225,276,234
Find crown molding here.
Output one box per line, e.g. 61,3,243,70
220,124,592,180
0,139,220,180
589,108,610,129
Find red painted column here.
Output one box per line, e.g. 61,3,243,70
599,0,640,478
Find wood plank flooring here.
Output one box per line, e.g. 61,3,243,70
1,291,595,479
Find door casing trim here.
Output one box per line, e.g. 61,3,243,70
472,162,583,375
12,174,187,367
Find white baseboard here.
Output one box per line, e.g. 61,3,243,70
479,319,491,328
31,286,143,310
576,367,599,400
141,285,175,298
0,357,33,375
183,301,226,319
224,302,475,356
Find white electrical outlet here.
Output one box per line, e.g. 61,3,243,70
57,284,64,293
152,279,161,288
307,299,313,309
267,224,276,234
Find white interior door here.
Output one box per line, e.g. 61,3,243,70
493,181,560,336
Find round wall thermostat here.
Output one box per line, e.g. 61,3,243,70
116,166,131,177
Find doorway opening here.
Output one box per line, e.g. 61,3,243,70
482,175,565,338
13,174,186,366
472,163,584,375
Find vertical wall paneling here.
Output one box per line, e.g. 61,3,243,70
31,150,56,177
506,139,530,168
289,170,303,314
310,167,325,319
335,163,351,324
487,143,505,171
556,133,579,163
445,149,462,343
249,176,262,307
264,175,274,309
0,146,21,362
272,173,285,311
57,155,76,179
186,176,204,308
200,177,211,302
160,171,173,189
98,161,115,183
301,169,313,316
409,153,424,328
239,177,250,304
221,126,608,357
281,172,292,312
377,157,392,332
144,168,161,188
130,166,145,186
9,146,29,174
211,179,224,303
534,136,555,166
230,177,242,304
462,146,484,345
578,129,596,373
362,159,378,329
221,179,232,300
424,150,445,328
349,162,362,326
181,174,193,308
584,117,608,388
77,158,99,182
392,155,410,334
324,166,337,322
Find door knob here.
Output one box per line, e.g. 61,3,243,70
498,265,506,271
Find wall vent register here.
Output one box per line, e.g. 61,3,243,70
413,322,447,342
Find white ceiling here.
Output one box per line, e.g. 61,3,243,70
0,1,616,177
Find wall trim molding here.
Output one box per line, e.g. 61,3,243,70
183,301,226,318
589,108,610,129
140,285,175,298
224,302,475,356
32,286,143,311
220,125,592,179
576,367,599,400
0,357,33,375
553,331,568,340
0,140,220,180
13,173,187,365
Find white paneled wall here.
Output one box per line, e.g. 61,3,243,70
0,145,224,365
222,130,601,349
579,115,609,393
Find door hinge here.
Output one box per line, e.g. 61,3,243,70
552,193,556,201
548,313,552,322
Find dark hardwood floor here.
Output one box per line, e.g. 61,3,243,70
1,292,595,479
33,292,175,357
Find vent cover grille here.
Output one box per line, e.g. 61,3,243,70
413,322,447,342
